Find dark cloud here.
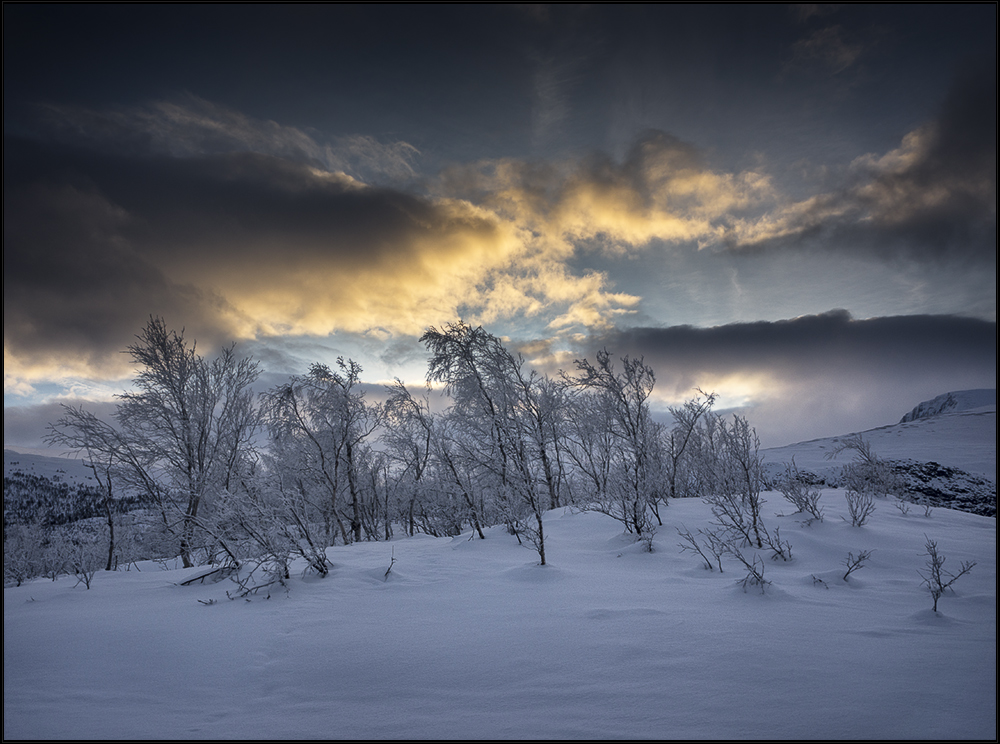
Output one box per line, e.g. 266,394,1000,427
2,132,521,380
4,134,448,265
2,165,234,378
732,60,997,266
3,399,119,451
580,311,996,446
590,310,995,388
32,95,421,184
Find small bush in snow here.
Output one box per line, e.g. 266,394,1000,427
68,533,105,589
776,458,824,523
730,546,770,594
677,525,715,571
918,537,976,613
639,529,656,553
827,434,902,500
844,489,875,527
842,549,873,581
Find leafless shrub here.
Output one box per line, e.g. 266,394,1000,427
918,537,976,612
730,546,770,593
677,525,717,571
40,537,70,581
384,546,397,580
69,537,104,590
760,524,793,562
844,489,875,527
706,488,756,548
3,524,47,586
776,458,824,523
700,529,730,573
842,549,873,581
638,528,657,553
827,434,902,499
893,499,911,515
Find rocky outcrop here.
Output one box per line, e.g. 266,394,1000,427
888,459,996,517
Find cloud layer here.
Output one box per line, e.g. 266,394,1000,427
729,61,997,264
579,310,997,447
4,56,995,403
4,100,778,387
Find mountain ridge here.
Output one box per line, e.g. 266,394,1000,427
899,389,996,423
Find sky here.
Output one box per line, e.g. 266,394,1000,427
3,4,996,450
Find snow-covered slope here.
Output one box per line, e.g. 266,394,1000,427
4,448,95,487
763,407,996,480
899,388,996,423
4,500,996,740
762,392,996,516
5,391,996,739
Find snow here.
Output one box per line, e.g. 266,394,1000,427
762,407,997,483
899,389,997,423
5,496,996,740
6,392,996,739
4,449,95,488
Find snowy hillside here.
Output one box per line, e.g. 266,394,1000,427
5,389,997,739
4,497,995,740
4,448,96,487
899,388,996,423
762,391,996,516
763,392,996,480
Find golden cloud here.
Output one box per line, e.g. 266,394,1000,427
447,133,774,260
6,119,785,394
726,110,996,250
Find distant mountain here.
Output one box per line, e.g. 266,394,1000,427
4,449,96,487
763,391,996,517
899,389,996,423
4,450,146,529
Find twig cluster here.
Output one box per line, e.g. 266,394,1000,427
918,537,976,612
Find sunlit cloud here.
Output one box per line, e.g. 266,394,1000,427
5,58,994,405
10,98,786,391
441,130,775,257
727,63,996,263
4,126,645,389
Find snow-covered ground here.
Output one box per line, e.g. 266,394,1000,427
6,391,996,739
4,494,996,740
762,407,996,483
4,448,96,488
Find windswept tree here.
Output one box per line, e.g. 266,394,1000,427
262,357,383,546
421,322,553,564
705,413,767,549
49,317,261,569
118,319,261,567
569,350,662,537
663,390,718,502
382,380,438,537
